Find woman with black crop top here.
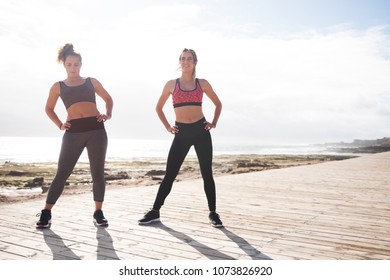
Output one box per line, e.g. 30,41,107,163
138,48,223,227
36,44,113,229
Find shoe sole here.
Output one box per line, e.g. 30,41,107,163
36,221,52,229
138,218,160,225
94,219,109,227
36,225,51,229
211,223,224,228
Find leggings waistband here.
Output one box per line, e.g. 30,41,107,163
67,116,105,133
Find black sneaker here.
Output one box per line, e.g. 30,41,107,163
209,212,223,228
93,210,108,227
138,209,160,225
36,209,52,229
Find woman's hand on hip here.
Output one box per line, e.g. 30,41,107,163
97,114,110,122
167,125,179,134
203,121,215,131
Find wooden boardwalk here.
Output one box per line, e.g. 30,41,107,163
0,152,389,260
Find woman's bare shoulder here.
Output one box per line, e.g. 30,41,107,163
49,81,61,93
163,79,177,92
197,78,212,90
165,79,177,86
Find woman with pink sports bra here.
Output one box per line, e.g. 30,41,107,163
139,48,223,227
36,44,113,229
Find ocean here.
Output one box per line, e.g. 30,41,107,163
0,136,338,163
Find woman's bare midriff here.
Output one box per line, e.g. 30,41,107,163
66,102,100,120
174,106,204,123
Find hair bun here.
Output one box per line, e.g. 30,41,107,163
57,43,81,64
62,43,74,53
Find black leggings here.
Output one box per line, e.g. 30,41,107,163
153,117,216,211
46,117,108,204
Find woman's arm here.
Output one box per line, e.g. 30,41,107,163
156,80,177,133
91,78,114,121
45,82,65,130
200,79,222,129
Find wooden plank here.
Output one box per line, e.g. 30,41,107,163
0,152,389,260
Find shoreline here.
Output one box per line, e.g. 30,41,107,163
0,154,356,204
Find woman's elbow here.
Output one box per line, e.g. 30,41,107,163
45,106,54,115
155,104,163,114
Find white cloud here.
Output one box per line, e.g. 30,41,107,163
0,0,389,145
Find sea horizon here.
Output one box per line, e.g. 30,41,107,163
0,136,351,164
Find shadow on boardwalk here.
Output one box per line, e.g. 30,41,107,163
148,222,272,260
0,152,389,260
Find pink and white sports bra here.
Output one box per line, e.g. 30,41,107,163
172,78,203,108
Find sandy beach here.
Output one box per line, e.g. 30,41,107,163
0,154,355,203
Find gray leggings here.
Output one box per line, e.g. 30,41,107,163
46,125,108,204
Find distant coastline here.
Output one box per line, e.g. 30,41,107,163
1,136,389,164
316,137,390,154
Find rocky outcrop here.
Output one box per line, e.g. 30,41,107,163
23,177,44,188
105,171,130,181
326,137,390,153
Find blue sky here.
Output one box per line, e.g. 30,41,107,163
0,0,389,145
